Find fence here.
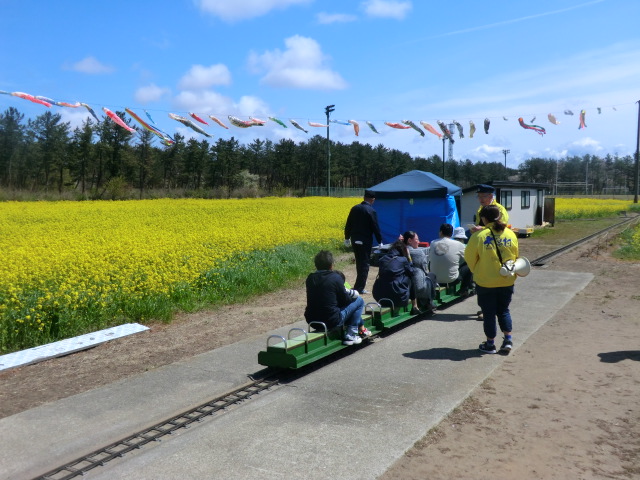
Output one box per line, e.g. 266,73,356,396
305,187,362,197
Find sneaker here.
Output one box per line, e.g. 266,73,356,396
478,341,497,354
499,338,513,354
359,327,372,337
343,335,363,346
360,289,370,295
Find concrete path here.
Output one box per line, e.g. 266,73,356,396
0,269,592,480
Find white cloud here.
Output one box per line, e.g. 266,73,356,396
173,90,270,117
65,56,114,74
135,84,171,104
194,0,312,22
361,0,412,20
317,12,358,24
178,64,232,90
248,35,348,90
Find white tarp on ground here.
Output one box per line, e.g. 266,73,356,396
0,323,149,371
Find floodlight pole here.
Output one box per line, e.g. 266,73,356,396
502,149,510,179
325,105,335,197
442,137,446,179
634,99,639,203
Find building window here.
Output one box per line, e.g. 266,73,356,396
521,191,531,209
500,190,512,210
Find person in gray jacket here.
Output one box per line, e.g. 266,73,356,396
428,223,473,295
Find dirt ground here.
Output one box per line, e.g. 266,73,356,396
1,226,639,478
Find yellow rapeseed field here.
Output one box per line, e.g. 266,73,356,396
0,197,355,351
554,198,634,219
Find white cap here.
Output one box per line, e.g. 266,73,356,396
453,227,467,239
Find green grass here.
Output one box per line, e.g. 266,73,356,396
530,217,627,241
613,223,640,260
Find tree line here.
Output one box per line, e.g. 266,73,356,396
0,107,637,199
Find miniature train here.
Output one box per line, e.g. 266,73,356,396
258,282,470,369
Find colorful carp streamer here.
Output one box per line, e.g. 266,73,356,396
145,110,158,125
103,107,136,133
189,112,209,125
420,121,442,139
518,117,546,136
437,121,455,143
80,103,100,123
579,110,587,129
348,120,360,136
484,118,490,134
564,110,574,116
330,119,351,126
385,122,411,130
228,116,252,128
548,113,560,125
35,96,80,108
308,121,328,128
289,119,308,133
170,113,213,137
453,121,464,139
10,91,52,107
126,108,174,145
469,120,476,138
402,120,425,136
249,117,266,126
209,115,229,129
366,121,380,134
269,116,287,128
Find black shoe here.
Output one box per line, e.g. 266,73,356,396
499,338,513,354
410,307,421,315
479,341,497,354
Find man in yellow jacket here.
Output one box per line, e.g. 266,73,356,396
470,184,509,234
465,204,519,354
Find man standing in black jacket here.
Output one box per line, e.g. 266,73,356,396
344,190,382,294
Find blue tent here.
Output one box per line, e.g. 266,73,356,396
369,170,462,244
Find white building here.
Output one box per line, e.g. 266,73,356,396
459,181,552,236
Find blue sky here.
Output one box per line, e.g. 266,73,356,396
1,0,639,170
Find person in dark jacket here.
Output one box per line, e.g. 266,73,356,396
344,190,382,294
372,240,414,310
304,250,366,345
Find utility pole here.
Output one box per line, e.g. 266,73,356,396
502,149,510,179
325,105,335,197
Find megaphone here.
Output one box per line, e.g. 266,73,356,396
499,257,531,277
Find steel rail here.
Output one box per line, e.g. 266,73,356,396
34,375,282,480
530,215,638,266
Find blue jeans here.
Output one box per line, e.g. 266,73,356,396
476,285,514,339
340,296,364,337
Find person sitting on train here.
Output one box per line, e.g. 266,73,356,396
372,240,415,312
401,231,437,314
335,270,372,337
304,250,367,346
428,223,473,296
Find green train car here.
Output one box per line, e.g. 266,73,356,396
258,283,469,369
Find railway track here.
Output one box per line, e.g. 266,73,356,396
33,215,639,480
